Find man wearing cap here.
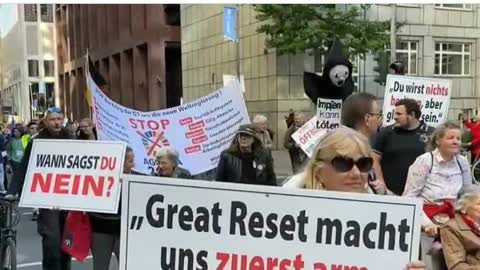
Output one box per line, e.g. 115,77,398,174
8,107,73,270
216,124,277,186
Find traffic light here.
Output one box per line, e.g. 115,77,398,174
373,50,388,86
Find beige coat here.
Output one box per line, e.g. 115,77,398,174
440,214,480,270
255,130,273,149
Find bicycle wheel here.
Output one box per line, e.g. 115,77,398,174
472,158,480,184
1,238,16,270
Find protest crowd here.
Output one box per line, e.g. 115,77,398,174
1,58,480,270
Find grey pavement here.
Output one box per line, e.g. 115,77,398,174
15,208,117,270
272,150,293,185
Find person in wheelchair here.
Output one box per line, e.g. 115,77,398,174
441,186,480,269
403,122,472,257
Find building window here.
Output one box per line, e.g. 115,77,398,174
44,60,54,77
164,4,180,26
397,4,420,7
435,4,473,9
434,43,470,76
386,41,418,75
45,82,55,109
28,60,39,77
24,4,38,22
40,4,53,22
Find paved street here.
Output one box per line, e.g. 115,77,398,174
15,208,117,270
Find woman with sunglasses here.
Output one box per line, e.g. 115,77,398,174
299,127,425,270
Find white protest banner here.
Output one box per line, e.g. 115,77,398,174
291,116,327,157
316,98,342,130
223,74,245,93
88,75,249,176
19,140,125,213
120,175,422,270
383,74,452,127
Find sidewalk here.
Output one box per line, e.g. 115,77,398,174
272,150,293,177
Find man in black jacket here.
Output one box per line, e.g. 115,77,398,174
8,107,72,270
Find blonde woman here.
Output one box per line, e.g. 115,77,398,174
403,122,472,237
300,127,425,269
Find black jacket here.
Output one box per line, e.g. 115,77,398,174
154,166,192,179
89,170,145,235
8,128,72,196
215,149,277,186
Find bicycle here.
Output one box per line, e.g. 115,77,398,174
0,195,19,270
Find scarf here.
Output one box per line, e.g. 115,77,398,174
461,214,480,237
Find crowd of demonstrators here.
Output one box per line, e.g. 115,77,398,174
372,98,435,196
4,95,480,270
154,146,192,179
291,127,426,269
284,112,308,174
216,124,277,186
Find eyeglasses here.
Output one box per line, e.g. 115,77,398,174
368,112,383,118
46,107,63,114
323,156,373,173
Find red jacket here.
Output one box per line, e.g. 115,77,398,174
464,120,480,157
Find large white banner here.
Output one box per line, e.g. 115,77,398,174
19,140,125,213
383,75,452,127
88,76,250,175
120,175,422,270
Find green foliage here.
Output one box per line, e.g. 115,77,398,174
254,4,390,57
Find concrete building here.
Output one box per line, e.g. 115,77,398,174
0,4,57,122
55,4,182,121
181,4,480,149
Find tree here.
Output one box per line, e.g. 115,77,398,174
254,4,390,58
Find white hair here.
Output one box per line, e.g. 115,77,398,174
155,146,179,166
455,185,480,212
294,111,305,118
253,114,268,124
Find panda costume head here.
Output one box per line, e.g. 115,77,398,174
304,37,354,103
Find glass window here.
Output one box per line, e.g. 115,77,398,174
40,4,53,22
386,41,418,75
435,4,473,9
44,60,54,77
46,83,55,108
434,42,470,76
28,60,39,77
24,4,38,22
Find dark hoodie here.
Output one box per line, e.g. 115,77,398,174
303,38,354,103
